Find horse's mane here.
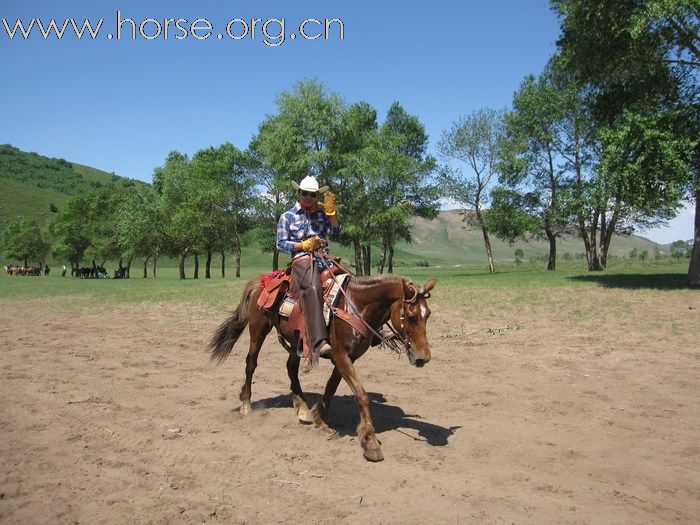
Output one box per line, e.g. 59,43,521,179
349,274,408,288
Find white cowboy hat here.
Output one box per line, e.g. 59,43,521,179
291,175,328,193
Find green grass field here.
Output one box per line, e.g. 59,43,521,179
1,257,692,312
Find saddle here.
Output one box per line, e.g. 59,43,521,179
256,258,366,359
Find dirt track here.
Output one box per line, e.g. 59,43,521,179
1,289,698,523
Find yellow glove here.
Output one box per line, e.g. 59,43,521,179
300,236,323,252
321,192,337,216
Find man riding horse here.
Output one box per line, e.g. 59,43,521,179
276,175,340,362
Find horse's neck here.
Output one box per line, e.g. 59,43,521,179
348,277,403,327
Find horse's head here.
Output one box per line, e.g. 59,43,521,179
391,278,438,368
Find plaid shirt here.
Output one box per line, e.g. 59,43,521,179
276,203,340,256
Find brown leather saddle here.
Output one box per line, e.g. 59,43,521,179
256,258,353,359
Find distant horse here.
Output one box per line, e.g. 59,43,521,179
209,270,437,461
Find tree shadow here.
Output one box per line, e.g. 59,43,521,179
251,392,460,447
567,272,691,290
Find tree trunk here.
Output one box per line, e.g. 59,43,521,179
179,250,188,279
363,245,371,276
474,201,495,274
205,247,212,279
221,251,226,278
388,245,395,274
272,247,279,271
143,256,149,278
688,188,700,285
92,259,97,278
545,228,556,271
126,258,132,278
378,244,387,275
235,241,241,278
353,239,363,276
193,252,199,279
598,207,619,271
153,255,157,278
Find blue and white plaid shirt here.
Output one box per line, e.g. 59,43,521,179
276,203,341,257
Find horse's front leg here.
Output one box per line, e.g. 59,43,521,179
333,351,383,462
286,352,312,423
309,366,342,436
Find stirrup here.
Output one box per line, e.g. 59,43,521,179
319,342,333,359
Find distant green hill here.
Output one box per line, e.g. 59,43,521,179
0,144,661,269
393,210,661,268
0,144,143,230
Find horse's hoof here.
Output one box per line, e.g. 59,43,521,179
297,408,313,425
363,447,384,462
321,426,338,438
239,402,252,415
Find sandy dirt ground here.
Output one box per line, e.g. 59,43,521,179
1,287,698,524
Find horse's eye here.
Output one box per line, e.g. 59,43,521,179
408,315,418,324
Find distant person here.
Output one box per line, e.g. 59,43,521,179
61,264,67,277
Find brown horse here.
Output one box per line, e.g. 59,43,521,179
209,272,438,461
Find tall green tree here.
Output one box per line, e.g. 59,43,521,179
49,192,94,273
190,143,257,278
251,80,345,268
275,79,344,185
153,151,203,279
327,101,379,275
116,184,166,278
248,116,302,270
370,103,439,274
492,73,573,270
438,108,505,273
2,217,50,267
552,0,700,282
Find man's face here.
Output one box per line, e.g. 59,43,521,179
298,190,319,206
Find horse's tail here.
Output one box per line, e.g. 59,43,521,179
209,277,261,364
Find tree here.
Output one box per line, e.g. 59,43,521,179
2,217,50,267
116,184,166,278
190,143,257,278
670,239,692,261
371,103,439,274
50,193,93,273
492,73,574,270
248,116,304,271
251,80,345,269
327,101,379,275
514,248,524,266
275,79,344,183
552,0,700,282
153,151,202,279
438,108,505,273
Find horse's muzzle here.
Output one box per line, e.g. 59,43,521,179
408,349,430,367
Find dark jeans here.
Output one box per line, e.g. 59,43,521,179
291,254,328,352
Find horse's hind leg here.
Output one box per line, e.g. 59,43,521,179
286,353,312,424
238,315,272,415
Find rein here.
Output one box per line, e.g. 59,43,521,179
316,251,417,355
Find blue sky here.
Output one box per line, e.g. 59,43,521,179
1,0,693,243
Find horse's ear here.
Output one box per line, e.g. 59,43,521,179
402,279,412,297
423,279,438,293
403,279,417,300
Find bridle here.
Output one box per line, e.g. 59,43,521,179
316,251,423,356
